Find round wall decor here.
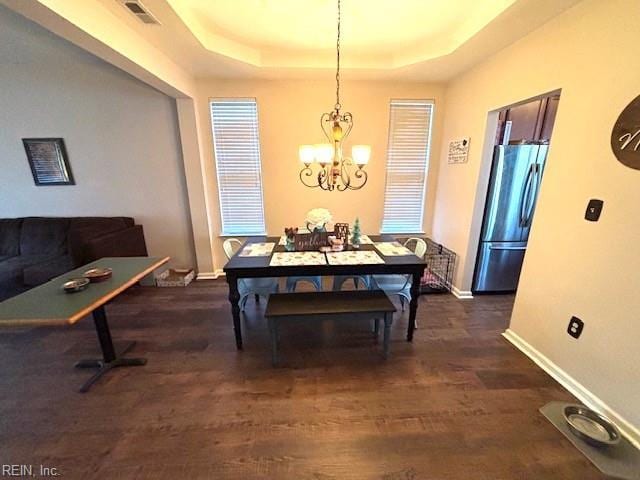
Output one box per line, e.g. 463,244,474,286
611,94,640,170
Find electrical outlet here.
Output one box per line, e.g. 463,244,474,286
567,316,584,339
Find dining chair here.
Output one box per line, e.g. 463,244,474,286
223,238,279,311
285,275,322,292
371,237,427,311
331,275,371,291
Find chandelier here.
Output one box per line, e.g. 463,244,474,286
298,0,370,191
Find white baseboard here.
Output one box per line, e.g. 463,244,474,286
503,328,640,448
452,286,473,299
196,270,225,280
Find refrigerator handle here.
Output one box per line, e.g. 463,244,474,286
525,163,542,226
519,164,535,227
488,245,527,251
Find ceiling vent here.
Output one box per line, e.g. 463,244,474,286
120,0,161,25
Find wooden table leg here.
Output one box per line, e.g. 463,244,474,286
383,312,392,359
406,271,423,342
226,274,243,350
268,318,279,366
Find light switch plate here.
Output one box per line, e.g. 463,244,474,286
585,199,604,221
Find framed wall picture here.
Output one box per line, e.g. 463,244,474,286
22,138,75,186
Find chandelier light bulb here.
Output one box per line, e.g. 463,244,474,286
299,145,315,165
352,145,371,166
314,144,334,166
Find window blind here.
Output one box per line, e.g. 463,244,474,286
210,99,266,235
381,100,434,233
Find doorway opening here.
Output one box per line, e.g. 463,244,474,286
472,92,560,294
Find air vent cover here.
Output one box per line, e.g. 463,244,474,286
121,0,160,25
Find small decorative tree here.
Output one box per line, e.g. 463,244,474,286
351,217,362,248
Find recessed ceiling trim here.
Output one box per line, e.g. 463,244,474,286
164,0,518,70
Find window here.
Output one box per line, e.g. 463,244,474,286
210,98,266,235
381,99,434,233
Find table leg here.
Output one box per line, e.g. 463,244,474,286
75,305,147,393
268,318,279,366
383,312,392,359
406,271,422,342
226,274,243,350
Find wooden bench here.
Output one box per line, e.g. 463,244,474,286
264,290,397,365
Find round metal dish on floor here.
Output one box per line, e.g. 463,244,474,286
563,404,621,447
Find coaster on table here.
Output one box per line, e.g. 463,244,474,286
239,242,275,257
269,252,327,266
374,241,414,256
326,250,385,265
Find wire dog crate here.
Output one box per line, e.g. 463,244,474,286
420,238,456,293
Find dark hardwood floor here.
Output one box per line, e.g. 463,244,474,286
0,280,605,479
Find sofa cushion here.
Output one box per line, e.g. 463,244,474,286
67,217,131,265
0,219,22,256
20,218,70,256
0,254,57,285
22,255,75,286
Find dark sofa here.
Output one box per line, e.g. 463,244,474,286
0,217,147,301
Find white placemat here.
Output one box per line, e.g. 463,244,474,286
374,241,414,256
238,242,275,257
358,234,374,245
326,250,385,265
269,252,327,266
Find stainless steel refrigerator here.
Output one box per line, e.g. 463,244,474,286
473,144,548,292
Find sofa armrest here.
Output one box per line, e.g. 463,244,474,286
85,225,148,262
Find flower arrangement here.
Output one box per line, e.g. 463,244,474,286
305,208,332,232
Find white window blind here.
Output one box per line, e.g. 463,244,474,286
210,98,266,235
381,100,434,233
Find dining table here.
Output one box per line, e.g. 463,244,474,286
223,235,426,350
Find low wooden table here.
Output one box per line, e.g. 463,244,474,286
0,256,169,392
265,290,397,365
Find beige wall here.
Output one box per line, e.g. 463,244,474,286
196,79,444,271
0,7,195,268
432,0,640,434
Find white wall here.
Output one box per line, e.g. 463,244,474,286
431,0,640,437
0,6,195,268
195,79,445,271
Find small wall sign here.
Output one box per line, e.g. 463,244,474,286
22,138,75,185
448,137,470,164
611,94,640,170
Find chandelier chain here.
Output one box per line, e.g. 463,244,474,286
335,0,341,112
